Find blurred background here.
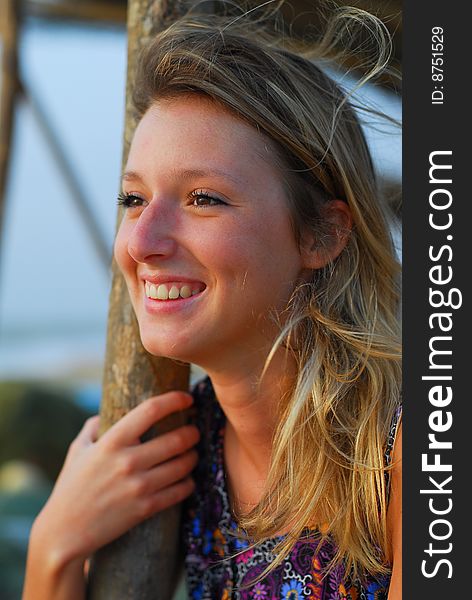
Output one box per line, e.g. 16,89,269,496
0,0,401,597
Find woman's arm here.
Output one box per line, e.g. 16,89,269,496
22,391,199,600
22,519,87,600
387,421,402,600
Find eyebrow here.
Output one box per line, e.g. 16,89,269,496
121,168,243,187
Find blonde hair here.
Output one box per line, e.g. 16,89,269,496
132,3,401,580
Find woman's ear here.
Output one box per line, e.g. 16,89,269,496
300,200,352,270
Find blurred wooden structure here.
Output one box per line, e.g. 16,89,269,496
0,0,19,240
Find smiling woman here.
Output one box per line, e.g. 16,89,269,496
22,6,402,600
115,97,322,370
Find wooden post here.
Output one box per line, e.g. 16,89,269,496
87,1,199,598
0,0,19,250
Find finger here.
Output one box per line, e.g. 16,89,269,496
103,391,193,447
74,415,101,447
139,477,196,519
133,424,200,469
135,449,199,496
148,450,198,492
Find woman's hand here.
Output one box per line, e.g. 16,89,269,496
31,391,199,568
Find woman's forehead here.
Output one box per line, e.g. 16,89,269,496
126,96,281,184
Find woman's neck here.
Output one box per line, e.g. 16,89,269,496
204,346,297,512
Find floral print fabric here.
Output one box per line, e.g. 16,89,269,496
183,377,400,599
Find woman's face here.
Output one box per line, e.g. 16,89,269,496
114,95,310,369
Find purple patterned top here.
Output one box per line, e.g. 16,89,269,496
183,377,400,600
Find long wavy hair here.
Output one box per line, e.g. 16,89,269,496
131,3,401,580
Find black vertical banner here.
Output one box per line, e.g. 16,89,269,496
404,2,468,598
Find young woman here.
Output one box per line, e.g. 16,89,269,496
23,9,402,600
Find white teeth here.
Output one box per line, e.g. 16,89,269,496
169,285,180,299
180,285,192,298
145,281,204,301
157,284,169,300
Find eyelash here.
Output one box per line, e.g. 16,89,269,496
117,191,226,209
188,190,225,209
117,192,144,208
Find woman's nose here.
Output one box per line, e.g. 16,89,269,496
127,200,178,264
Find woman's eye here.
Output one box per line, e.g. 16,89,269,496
190,191,225,208
117,193,146,208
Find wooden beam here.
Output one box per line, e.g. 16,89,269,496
0,0,19,250
18,79,111,272
23,0,127,25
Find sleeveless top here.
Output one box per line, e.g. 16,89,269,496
182,376,401,600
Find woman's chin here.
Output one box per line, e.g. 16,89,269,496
139,331,194,363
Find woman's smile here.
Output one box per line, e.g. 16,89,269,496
143,280,206,301
141,276,207,316
114,95,309,370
